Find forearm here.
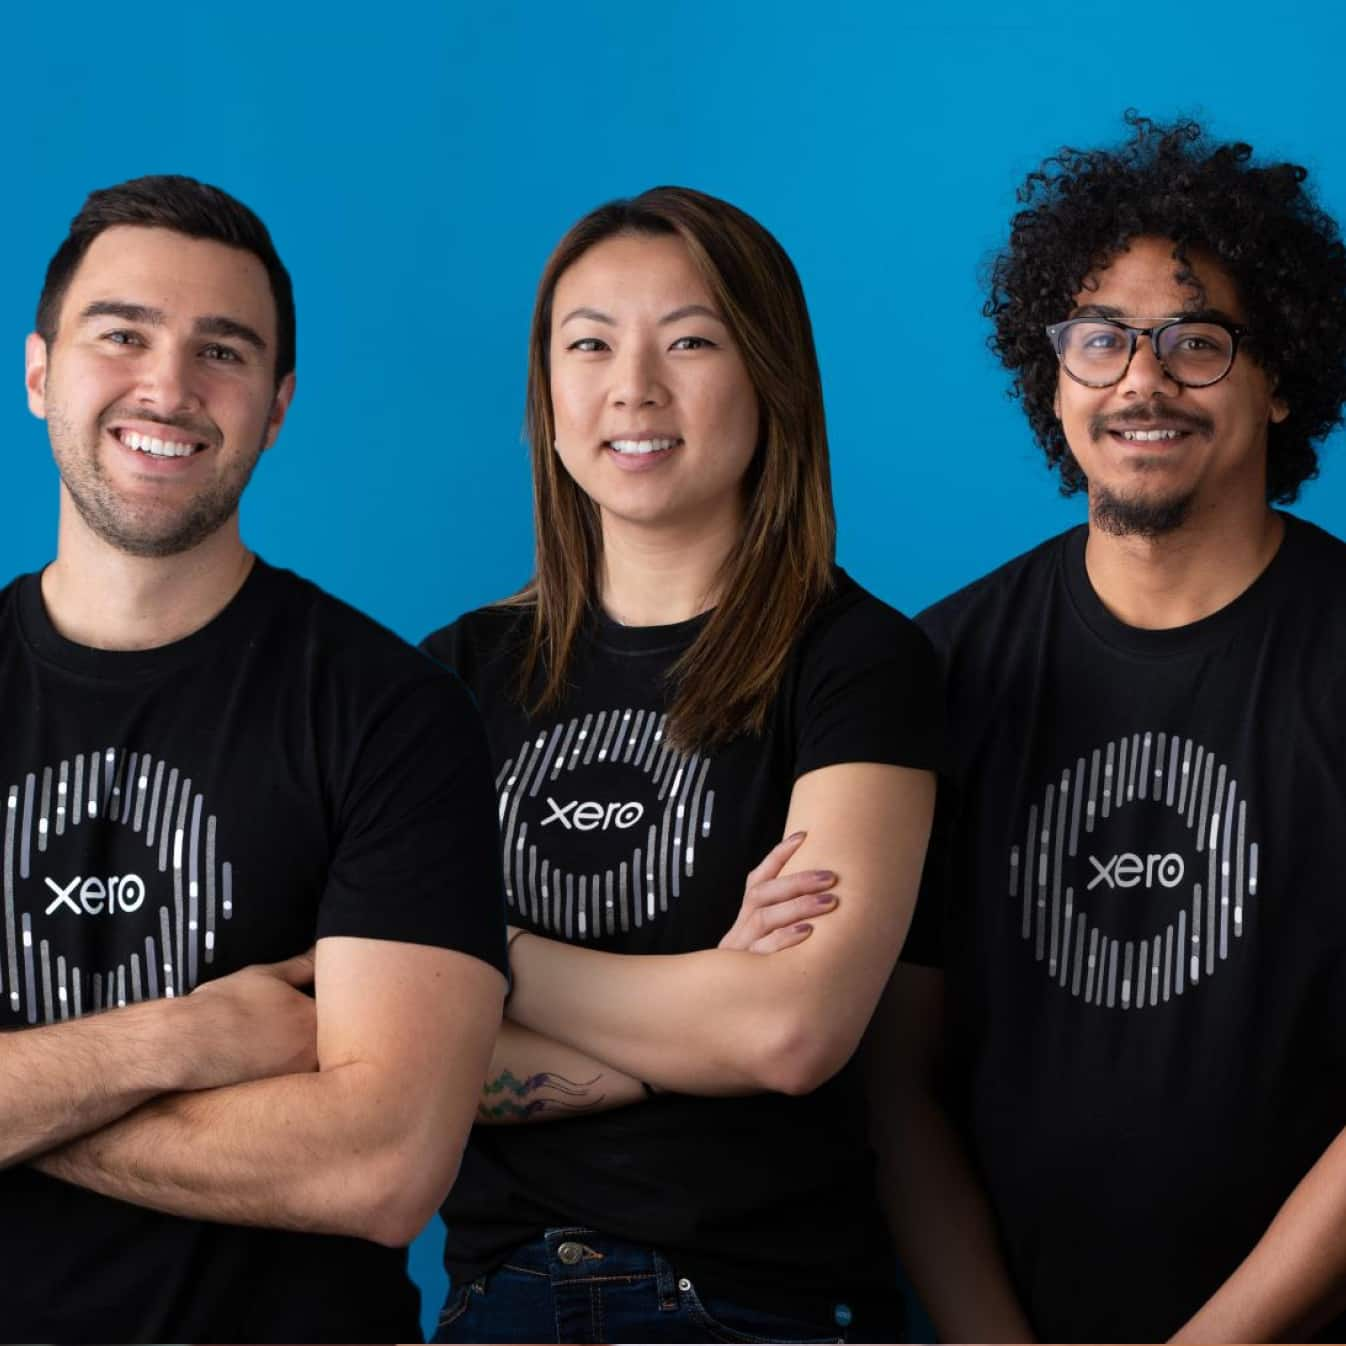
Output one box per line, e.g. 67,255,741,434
1172,1127,1346,1343
478,1019,644,1123
508,935,801,1094
877,1087,1034,1343
33,1062,427,1246
0,1001,193,1168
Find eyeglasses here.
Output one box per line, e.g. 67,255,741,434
1045,316,1249,389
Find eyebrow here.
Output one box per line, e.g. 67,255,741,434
558,303,726,328
1070,302,1241,325
79,299,268,350
559,306,615,327
658,304,725,326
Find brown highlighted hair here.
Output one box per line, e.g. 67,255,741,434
37,174,296,384
509,186,836,751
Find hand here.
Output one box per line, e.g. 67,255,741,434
177,950,319,1091
718,831,839,954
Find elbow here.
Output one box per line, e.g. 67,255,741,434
751,1015,856,1097
343,1140,467,1249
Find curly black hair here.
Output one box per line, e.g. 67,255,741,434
986,113,1346,502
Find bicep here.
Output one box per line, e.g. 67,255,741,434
776,762,936,1052
315,936,506,1138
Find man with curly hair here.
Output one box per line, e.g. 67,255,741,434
868,116,1346,1342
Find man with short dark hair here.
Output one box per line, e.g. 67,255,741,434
0,175,508,1342
869,117,1346,1342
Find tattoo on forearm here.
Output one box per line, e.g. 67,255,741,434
477,1067,607,1121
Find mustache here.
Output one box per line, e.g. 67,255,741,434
100,407,221,447
1089,406,1215,440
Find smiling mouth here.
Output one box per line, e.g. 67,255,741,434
606,437,682,456
1113,428,1188,443
113,428,207,459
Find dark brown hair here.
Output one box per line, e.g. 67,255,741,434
510,186,836,750
986,113,1346,502
36,174,295,384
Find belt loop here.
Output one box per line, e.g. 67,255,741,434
652,1249,678,1312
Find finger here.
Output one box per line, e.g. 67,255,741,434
742,830,808,888
748,922,816,955
750,891,838,937
269,947,317,986
744,869,837,910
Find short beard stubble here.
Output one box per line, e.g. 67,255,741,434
47,406,266,559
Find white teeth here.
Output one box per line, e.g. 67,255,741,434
1120,429,1183,442
118,429,198,458
609,438,679,455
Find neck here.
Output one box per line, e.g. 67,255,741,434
43,495,254,650
1084,492,1284,630
598,508,741,627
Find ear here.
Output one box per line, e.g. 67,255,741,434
25,333,49,420
1269,390,1289,425
262,371,296,451
1053,383,1062,420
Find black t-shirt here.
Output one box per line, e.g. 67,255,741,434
0,559,507,1344
910,515,1346,1343
422,570,942,1311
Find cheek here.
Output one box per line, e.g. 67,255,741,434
549,371,599,446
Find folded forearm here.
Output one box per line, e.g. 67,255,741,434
0,1001,190,1168
479,1020,644,1124
33,1063,423,1245
507,936,793,1093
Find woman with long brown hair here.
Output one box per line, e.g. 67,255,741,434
423,187,939,1344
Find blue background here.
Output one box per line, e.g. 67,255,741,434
7,3,1346,1336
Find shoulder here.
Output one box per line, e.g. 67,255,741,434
1281,512,1346,583
916,527,1077,663
253,561,476,721
420,601,532,693
795,569,935,673
786,570,944,773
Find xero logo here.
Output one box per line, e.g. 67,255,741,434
4,746,237,1026
1086,852,1185,891
541,797,645,832
44,872,147,916
497,707,717,943
1009,730,1259,1012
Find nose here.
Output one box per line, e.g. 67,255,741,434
609,339,667,409
1117,332,1180,399
135,341,202,413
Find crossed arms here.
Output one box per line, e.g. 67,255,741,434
475,760,936,1120
5,936,504,1246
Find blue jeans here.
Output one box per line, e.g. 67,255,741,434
432,1227,888,1343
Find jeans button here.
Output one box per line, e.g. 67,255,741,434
557,1240,584,1265
678,1278,692,1292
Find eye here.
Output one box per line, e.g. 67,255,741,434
102,329,144,348
1082,330,1123,350
669,335,716,351
201,343,243,363
566,337,610,353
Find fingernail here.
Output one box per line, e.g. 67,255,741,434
812,869,835,882
794,923,814,934
814,893,837,907
786,831,807,843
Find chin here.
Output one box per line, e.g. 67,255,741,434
1090,483,1195,538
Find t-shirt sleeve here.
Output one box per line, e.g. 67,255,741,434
793,597,945,780
316,669,509,979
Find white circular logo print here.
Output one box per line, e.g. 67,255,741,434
1009,730,1258,1011
3,746,235,1025
496,707,716,941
